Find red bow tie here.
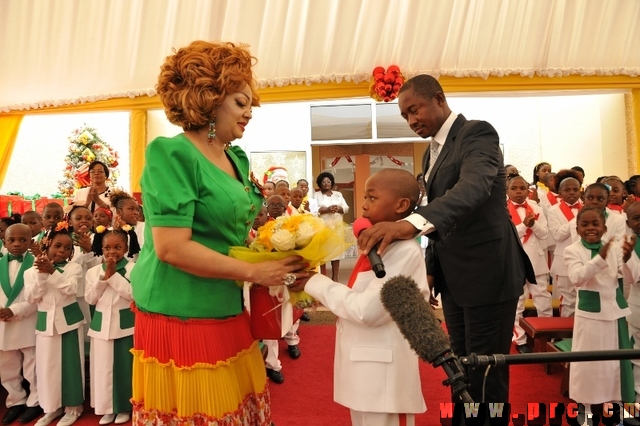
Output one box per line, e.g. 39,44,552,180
514,203,527,209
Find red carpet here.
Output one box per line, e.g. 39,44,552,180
270,324,573,426
0,324,572,426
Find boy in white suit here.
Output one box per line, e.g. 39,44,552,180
547,171,583,317
506,176,552,354
291,169,428,426
0,224,42,424
24,223,85,426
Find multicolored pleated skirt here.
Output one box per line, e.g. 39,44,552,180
131,306,271,425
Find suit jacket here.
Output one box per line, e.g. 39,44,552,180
565,241,630,321
513,200,549,277
419,114,534,307
24,263,85,336
85,261,134,340
305,239,427,414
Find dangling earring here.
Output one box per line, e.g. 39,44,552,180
207,118,216,146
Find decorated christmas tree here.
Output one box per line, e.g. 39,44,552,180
58,124,119,197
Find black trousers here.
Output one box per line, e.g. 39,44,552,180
440,288,519,403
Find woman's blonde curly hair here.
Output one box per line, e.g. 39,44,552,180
156,41,260,130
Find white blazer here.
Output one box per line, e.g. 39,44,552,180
0,257,37,350
547,202,579,275
305,239,428,414
623,251,640,307
511,200,549,276
564,241,630,321
24,262,85,336
85,261,134,340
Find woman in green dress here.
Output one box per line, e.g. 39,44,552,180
130,40,307,426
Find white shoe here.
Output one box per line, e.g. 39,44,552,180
34,408,64,426
99,414,116,425
57,407,82,426
114,413,130,424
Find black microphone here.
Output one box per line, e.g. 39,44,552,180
368,245,386,278
380,275,473,403
353,217,385,278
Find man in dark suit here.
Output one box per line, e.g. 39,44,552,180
359,74,534,404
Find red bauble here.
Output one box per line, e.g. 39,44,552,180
387,65,400,74
383,73,395,84
384,84,392,92
374,72,385,82
372,66,385,76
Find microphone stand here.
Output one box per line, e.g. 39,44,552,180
431,349,474,403
461,348,640,367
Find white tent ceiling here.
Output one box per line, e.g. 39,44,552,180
1,0,639,113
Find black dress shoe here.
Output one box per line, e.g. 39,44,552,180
288,344,301,359
266,368,284,384
18,406,43,424
516,344,532,354
3,405,26,425
300,312,311,322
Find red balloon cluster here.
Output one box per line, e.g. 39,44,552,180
370,65,404,102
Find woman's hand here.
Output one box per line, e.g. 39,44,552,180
251,255,309,287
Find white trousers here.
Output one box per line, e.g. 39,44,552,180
627,304,640,402
36,329,84,413
264,320,300,371
0,346,38,407
513,274,553,345
555,275,576,317
350,410,415,426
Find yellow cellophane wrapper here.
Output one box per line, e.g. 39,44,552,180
229,215,353,308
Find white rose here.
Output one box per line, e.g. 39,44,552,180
271,229,296,251
295,221,314,248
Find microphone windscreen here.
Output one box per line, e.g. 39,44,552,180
352,217,372,238
380,275,451,363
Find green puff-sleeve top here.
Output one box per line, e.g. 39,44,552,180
131,134,264,319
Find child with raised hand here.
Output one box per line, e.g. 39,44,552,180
565,207,634,423
109,190,143,262
296,179,318,215
22,211,45,258
290,169,428,425
93,206,113,230
24,222,85,426
67,206,100,327
0,224,43,425
506,175,552,354
85,229,134,425
290,187,305,214
1,214,22,257
547,169,583,317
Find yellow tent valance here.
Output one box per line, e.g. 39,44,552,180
1,75,640,191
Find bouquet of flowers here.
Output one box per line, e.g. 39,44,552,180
230,214,352,338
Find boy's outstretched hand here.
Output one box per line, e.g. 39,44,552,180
622,235,636,263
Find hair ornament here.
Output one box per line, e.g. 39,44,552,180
55,221,69,232
121,224,132,232
95,225,107,234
